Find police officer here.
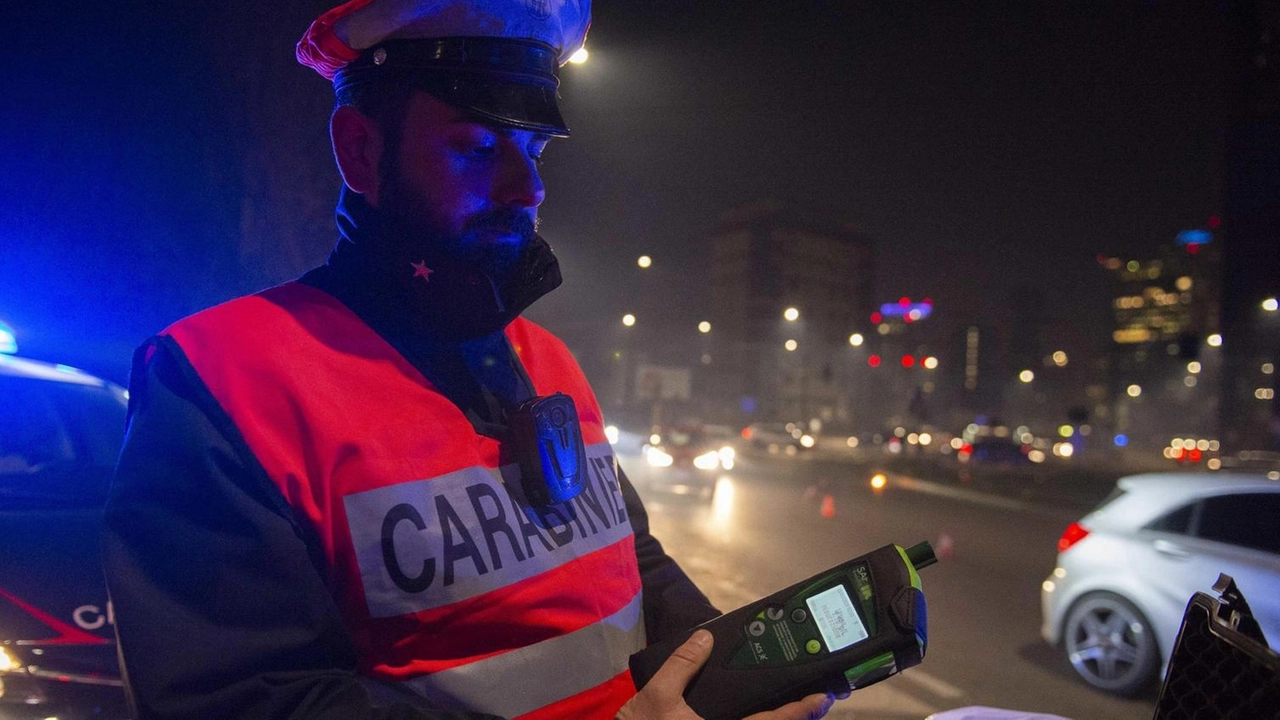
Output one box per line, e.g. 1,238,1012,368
103,1,836,718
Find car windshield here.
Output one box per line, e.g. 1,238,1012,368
664,429,702,447
0,374,127,508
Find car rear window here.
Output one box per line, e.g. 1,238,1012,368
1196,493,1280,555
0,374,126,508
1145,502,1194,534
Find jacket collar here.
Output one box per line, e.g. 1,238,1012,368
316,187,562,342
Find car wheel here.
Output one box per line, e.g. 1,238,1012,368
1063,591,1159,696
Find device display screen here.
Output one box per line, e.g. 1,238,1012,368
806,584,869,651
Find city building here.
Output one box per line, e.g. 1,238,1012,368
1099,234,1223,448
702,202,875,431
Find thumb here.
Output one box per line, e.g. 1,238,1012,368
647,630,713,696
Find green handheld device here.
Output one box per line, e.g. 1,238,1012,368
629,541,936,720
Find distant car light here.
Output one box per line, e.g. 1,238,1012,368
693,451,721,471
870,473,887,490
717,446,735,470
799,434,815,448
644,446,674,468
604,425,619,444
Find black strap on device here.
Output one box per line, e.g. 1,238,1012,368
300,268,587,507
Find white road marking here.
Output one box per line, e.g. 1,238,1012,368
890,475,1067,517
899,669,966,699
827,679,939,718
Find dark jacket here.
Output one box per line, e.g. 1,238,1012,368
103,197,719,719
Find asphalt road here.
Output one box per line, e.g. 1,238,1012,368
622,446,1160,720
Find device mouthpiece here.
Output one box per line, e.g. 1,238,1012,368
906,541,937,570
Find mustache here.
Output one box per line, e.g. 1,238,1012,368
462,208,539,241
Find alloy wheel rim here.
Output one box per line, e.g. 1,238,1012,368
1067,599,1149,688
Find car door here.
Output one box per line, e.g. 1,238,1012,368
1132,492,1280,652
1185,492,1280,643
1129,502,1211,651
0,373,126,679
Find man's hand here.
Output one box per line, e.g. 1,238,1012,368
617,630,836,720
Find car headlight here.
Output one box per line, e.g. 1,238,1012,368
718,446,735,470
693,450,721,470
0,645,17,672
645,446,674,467
799,434,816,448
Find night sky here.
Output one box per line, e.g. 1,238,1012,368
2,1,1230,384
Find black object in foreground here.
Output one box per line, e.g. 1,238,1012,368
630,541,935,720
1153,573,1280,719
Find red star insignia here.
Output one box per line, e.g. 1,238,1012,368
410,260,434,282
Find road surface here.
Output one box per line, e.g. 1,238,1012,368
623,446,1158,720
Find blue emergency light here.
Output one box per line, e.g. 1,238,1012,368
1176,229,1212,246
878,303,933,320
0,320,17,354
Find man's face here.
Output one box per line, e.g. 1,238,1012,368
376,90,551,283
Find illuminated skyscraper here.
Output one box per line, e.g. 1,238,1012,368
1099,238,1222,446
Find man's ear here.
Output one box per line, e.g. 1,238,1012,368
331,105,384,204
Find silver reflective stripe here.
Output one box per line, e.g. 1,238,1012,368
402,590,646,718
344,442,631,618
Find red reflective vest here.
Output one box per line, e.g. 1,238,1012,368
164,281,644,719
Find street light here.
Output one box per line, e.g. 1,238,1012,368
568,46,589,64
1019,370,1034,383
637,255,652,269
622,314,636,327
783,307,800,322
848,333,864,347
1264,297,1278,312
698,321,711,333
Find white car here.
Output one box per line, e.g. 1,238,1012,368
1040,472,1280,696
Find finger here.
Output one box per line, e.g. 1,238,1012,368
745,692,835,720
645,630,714,696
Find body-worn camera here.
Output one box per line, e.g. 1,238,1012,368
507,393,587,506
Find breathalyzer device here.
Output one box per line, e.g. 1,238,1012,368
629,541,936,720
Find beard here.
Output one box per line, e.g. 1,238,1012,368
377,167,538,287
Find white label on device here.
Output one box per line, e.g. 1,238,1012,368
806,585,868,651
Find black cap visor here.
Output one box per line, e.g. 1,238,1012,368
334,37,570,137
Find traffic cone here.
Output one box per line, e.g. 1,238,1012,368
820,494,836,518
936,533,955,559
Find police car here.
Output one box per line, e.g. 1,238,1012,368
0,324,129,718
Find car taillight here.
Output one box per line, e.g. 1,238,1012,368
1057,522,1090,553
